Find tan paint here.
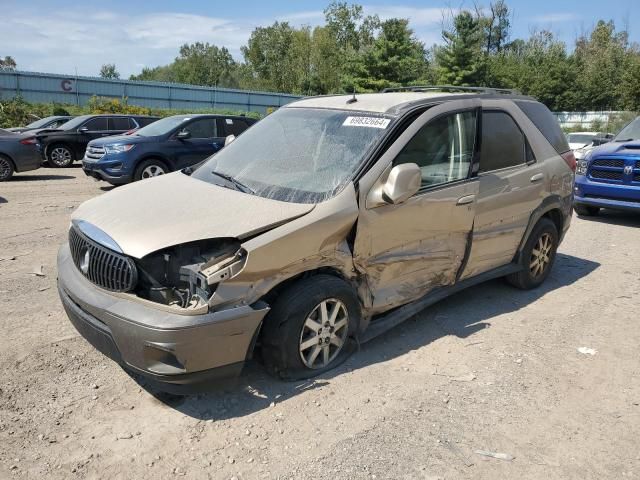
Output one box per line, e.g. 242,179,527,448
71,172,314,259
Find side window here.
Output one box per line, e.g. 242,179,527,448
183,118,217,139
83,118,108,131
223,118,249,136
109,117,131,131
136,117,157,127
394,111,476,188
480,111,525,172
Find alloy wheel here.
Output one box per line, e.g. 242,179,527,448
141,165,166,179
50,147,72,166
530,232,553,278
0,157,11,180
299,298,349,369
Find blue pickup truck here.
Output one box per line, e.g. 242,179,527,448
574,116,640,216
82,114,256,185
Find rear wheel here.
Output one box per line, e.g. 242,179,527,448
507,217,558,290
48,144,74,167
134,159,168,181
0,155,14,181
260,275,359,380
574,204,600,216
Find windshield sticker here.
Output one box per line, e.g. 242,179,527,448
226,118,234,124
343,116,390,129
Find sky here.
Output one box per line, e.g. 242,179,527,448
1,0,637,78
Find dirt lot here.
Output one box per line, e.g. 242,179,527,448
1,166,639,480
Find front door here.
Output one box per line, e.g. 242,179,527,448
172,118,221,168
354,100,480,314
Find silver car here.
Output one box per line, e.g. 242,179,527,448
57,87,575,391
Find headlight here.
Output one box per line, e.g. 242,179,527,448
576,160,588,176
104,144,135,154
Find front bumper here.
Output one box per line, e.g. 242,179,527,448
574,175,640,212
57,244,269,391
82,158,133,185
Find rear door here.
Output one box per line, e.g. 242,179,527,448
354,100,480,314
108,117,134,135
460,103,545,279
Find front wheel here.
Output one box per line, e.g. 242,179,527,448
48,145,74,167
134,159,168,181
507,217,558,290
260,275,359,380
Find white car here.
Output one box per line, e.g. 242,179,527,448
566,132,597,159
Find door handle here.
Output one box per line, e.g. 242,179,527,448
456,194,476,205
530,173,544,183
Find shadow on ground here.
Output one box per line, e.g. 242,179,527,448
11,174,75,181
0,197,7,204
140,253,600,418
576,208,640,228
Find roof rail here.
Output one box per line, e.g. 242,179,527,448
380,85,521,95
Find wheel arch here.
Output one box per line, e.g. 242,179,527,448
514,196,568,263
252,267,360,355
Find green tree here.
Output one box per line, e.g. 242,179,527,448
172,42,238,87
480,0,510,54
487,31,577,110
573,21,628,110
0,55,17,71
353,18,426,90
436,11,485,86
99,63,120,79
242,22,300,92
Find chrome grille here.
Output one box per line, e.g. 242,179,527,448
69,227,137,292
590,170,623,181
85,145,105,160
592,159,624,168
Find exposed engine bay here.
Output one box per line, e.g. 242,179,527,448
134,238,246,309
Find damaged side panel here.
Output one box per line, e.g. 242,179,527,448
210,183,361,311
353,174,479,315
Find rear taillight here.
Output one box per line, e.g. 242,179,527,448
20,137,37,145
561,151,576,172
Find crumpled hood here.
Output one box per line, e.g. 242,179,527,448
72,172,315,258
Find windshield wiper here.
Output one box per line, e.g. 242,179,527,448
210,171,255,194
615,138,635,142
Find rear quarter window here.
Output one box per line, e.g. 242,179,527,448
515,101,569,154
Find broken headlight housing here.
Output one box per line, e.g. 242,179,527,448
134,238,246,309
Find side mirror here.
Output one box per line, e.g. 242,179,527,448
224,134,236,147
176,130,191,140
592,137,609,146
367,164,422,208
78,126,89,133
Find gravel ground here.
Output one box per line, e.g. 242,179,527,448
1,166,639,480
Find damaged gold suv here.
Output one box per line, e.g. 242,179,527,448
58,86,575,390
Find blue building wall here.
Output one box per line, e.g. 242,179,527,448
0,70,301,114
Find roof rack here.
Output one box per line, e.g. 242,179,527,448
380,85,520,95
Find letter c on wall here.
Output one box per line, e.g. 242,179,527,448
61,79,73,92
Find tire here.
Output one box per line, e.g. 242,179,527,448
0,155,14,181
574,204,600,216
48,144,74,168
260,275,360,380
134,158,169,181
506,217,558,290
